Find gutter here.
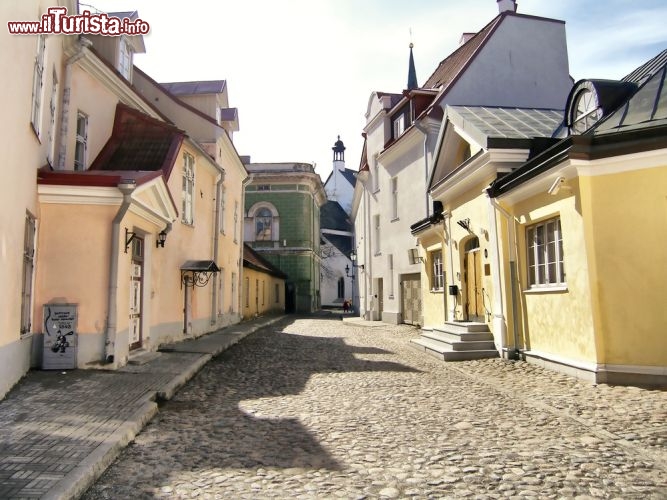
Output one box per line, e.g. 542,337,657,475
486,192,521,359
57,37,91,169
104,179,136,363
413,121,431,218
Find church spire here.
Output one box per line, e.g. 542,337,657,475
407,42,418,90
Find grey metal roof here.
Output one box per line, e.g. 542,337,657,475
622,49,667,84
320,201,353,231
160,80,226,96
447,106,564,141
595,61,667,135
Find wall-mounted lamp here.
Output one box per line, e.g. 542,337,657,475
456,218,472,233
346,251,364,277
124,228,137,253
547,176,571,196
156,230,168,248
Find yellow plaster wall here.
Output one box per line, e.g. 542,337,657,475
446,193,496,327
580,166,667,367
241,268,285,319
65,66,119,170
419,233,446,328
0,3,68,346
34,204,115,335
512,186,597,363
155,144,220,330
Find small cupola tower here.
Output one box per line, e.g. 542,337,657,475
332,135,346,170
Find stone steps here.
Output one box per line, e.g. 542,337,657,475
410,322,498,361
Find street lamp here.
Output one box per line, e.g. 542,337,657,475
345,251,364,315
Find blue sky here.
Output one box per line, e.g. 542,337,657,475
86,0,667,181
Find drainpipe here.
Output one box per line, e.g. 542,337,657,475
211,171,225,326
414,121,431,218
445,212,456,321
363,187,371,319
239,174,252,319
104,179,136,363
57,37,91,169
486,191,521,359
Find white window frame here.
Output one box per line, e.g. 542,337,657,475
47,69,58,165
182,152,195,225
233,201,239,243
31,34,46,137
431,250,444,291
21,213,37,335
373,214,381,255
526,217,566,288
391,177,398,220
219,185,226,234
388,253,394,299
393,114,405,139
373,155,380,192
74,111,88,171
118,36,133,81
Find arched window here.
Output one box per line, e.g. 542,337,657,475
246,202,280,243
255,208,273,241
337,277,345,299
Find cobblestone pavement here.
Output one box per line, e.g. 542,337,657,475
83,316,667,499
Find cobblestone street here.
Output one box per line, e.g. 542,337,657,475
83,316,667,499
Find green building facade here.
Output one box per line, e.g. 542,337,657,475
243,163,326,313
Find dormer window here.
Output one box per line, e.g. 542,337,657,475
118,37,133,81
393,114,405,139
571,89,601,134
566,81,605,135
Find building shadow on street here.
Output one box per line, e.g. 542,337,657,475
151,316,420,474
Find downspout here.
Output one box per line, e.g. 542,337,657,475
486,191,521,359
239,174,252,319
57,37,91,169
445,212,456,321
414,121,431,218
105,179,136,363
364,187,371,319
211,172,225,326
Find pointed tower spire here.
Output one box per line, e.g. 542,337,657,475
407,42,418,90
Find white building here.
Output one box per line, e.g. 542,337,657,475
352,0,572,324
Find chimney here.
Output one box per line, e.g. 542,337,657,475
497,0,517,13
459,32,476,46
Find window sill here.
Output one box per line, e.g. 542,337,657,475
374,252,382,257
373,189,380,194
181,221,195,227
523,285,568,294
390,217,399,223
430,288,445,294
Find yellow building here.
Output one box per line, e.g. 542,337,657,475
0,2,247,398
411,106,563,361
241,244,287,319
487,51,667,386
1,0,76,397
412,50,667,386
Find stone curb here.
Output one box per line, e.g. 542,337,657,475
43,399,158,500
43,315,287,500
157,353,212,401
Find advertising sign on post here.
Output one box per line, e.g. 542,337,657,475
43,304,78,370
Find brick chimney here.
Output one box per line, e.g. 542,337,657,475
497,0,517,13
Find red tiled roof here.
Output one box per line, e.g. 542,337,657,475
89,103,185,180
243,244,288,279
37,167,162,187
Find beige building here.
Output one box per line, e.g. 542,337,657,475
241,244,287,319
1,1,247,398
